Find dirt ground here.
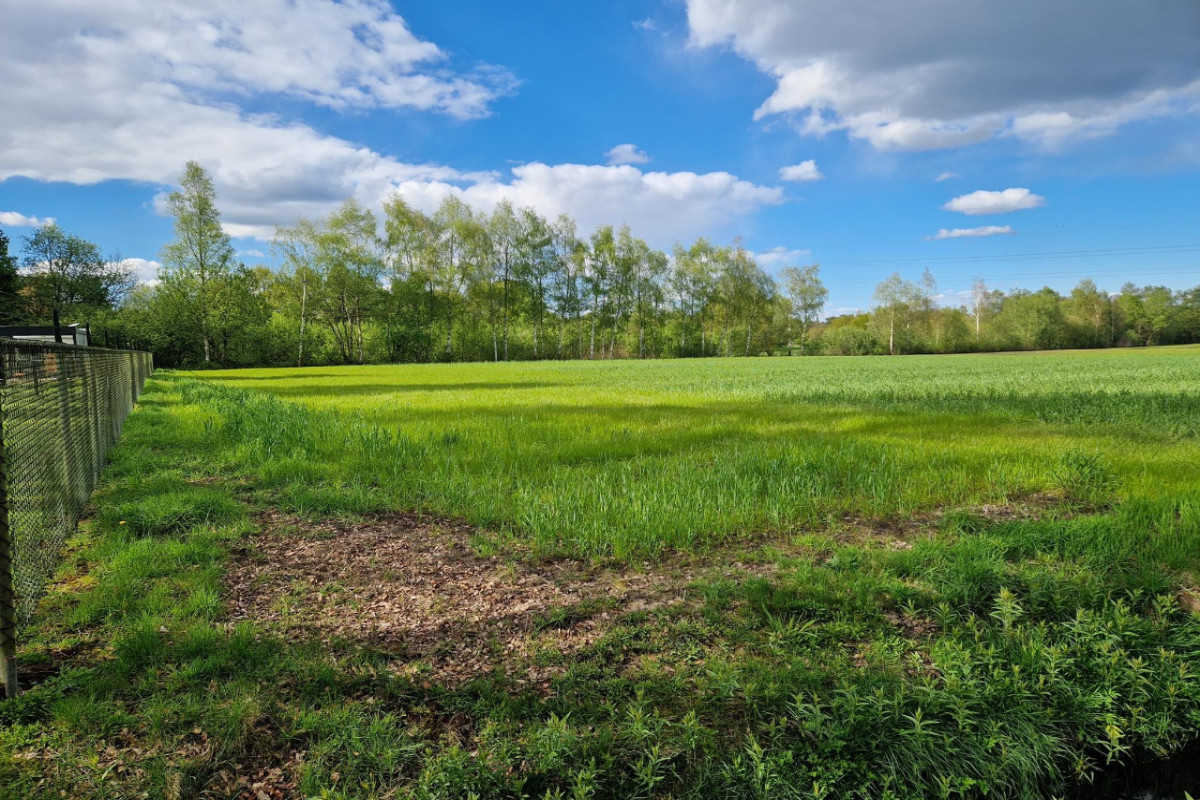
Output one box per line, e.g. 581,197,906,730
225,512,730,689
224,497,1061,690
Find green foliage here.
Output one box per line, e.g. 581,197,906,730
4,351,1200,799
19,172,1200,363
158,161,258,365
16,223,133,325
0,226,22,324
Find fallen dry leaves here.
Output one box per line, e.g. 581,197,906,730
226,512,694,690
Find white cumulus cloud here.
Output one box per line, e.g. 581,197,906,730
778,161,824,182
119,258,162,286
942,188,1045,216
0,2,779,245
686,0,1200,150
28,0,516,118
928,225,1015,240
0,211,55,227
392,164,783,245
605,144,650,165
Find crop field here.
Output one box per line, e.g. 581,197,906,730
5,346,1200,799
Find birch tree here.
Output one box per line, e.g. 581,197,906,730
314,200,382,363
489,200,520,360
780,263,827,354
159,162,235,363
586,226,615,359
383,196,439,360
873,272,916,355
431,197,482,360
272,219,320,366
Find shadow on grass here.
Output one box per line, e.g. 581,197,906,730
252,381,565,398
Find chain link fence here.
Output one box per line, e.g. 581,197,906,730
0,338,153,695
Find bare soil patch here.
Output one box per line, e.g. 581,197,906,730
226,500,1066,690
834,491,1090,546
227,513,709,689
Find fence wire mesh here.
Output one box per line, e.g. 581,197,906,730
0,339,153,628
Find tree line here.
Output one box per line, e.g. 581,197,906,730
2,162,1198,365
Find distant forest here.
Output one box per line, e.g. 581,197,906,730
3,162,1198,368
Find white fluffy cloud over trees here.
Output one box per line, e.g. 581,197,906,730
0,1,781,244
394,163,783,244
0,212,56,227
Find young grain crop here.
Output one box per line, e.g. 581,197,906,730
193,345,1200,557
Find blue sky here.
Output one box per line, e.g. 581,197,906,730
1,0,1198,313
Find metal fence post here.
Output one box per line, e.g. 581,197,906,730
129,351,136,406
0,348,17,698
57,354,77,519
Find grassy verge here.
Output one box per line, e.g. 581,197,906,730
2,361,1199,799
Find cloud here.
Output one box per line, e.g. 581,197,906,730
605,144,650,166
0,211,55,227
685,0,1200,150
238,249,267,259
935,172,959,182
392,164,784,245
118,257,161,286
28,0,515,119
754,246,812,267
942,188,1045,215
778,160,824,182
0,3,778,245
928,225,1015,240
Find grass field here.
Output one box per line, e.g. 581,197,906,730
4,347,1200,798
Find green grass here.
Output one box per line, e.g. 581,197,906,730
192,346,1200,556
2,346,1199,799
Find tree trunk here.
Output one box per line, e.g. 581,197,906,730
589,294,597,359
426,278,436,363
502,262,510,361
297,280,307,367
